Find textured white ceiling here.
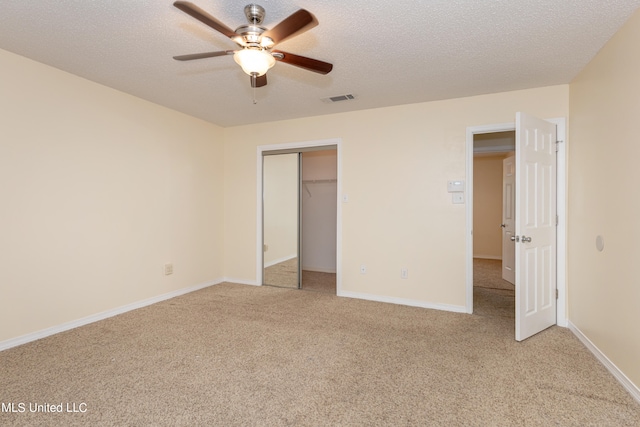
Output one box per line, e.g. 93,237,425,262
1,1,639,127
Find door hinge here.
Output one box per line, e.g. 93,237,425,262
555,140,563,152
556,289,559,299
556,215,559,226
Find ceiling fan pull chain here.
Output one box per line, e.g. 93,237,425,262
251,74,258,105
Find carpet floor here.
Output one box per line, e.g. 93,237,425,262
264,258,336,294
1,265,638,426
473,258,515,320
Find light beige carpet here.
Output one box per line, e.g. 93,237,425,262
264,257,336,294
473,258,515,320
1,281,639,426
473,258,515,291
264,258,299,288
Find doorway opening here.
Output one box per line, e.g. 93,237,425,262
300,150,337,293
472,131,516,318
257,139,342,295
465,117,567,336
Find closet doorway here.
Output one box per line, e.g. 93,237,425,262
262,146,337,294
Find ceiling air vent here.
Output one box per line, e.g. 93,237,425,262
321,94,356,103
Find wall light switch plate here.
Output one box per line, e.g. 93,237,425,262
452,193,465,204
447,180,465,192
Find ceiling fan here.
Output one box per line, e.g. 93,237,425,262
172,1,333,88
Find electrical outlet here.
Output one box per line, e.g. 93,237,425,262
360,264,367,274
401,268,409,279
164,263,173,275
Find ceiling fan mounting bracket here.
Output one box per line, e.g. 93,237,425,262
244,4,266,25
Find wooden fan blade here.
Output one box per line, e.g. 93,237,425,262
273,50,333,74
174,1,236,39
173,50,233,61
262,9,318,46
251,74,268,88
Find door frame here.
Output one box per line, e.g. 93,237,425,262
256,138,342,292
464,118,567,327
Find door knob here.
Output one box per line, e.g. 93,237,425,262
510,235,519,242
522,236,532,243
500,224,506,228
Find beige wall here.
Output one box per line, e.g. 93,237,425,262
223,85,569,308
0,49,225,342
473,155,507,259
569,9,640,388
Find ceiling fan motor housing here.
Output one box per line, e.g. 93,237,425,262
234,24,267,46
236,4,271,46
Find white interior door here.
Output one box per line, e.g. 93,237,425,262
502,154,516,284
515,112,557,341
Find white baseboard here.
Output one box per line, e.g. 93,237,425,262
473,255,502,260
223,277,260,286
301,266,337,274
568,321,640,404
0,278,223,352
264,254,297,268
338,290,467,313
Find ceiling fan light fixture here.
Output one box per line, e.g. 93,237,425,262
233,48,275,76
259,36,274,48
173,2,333,88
